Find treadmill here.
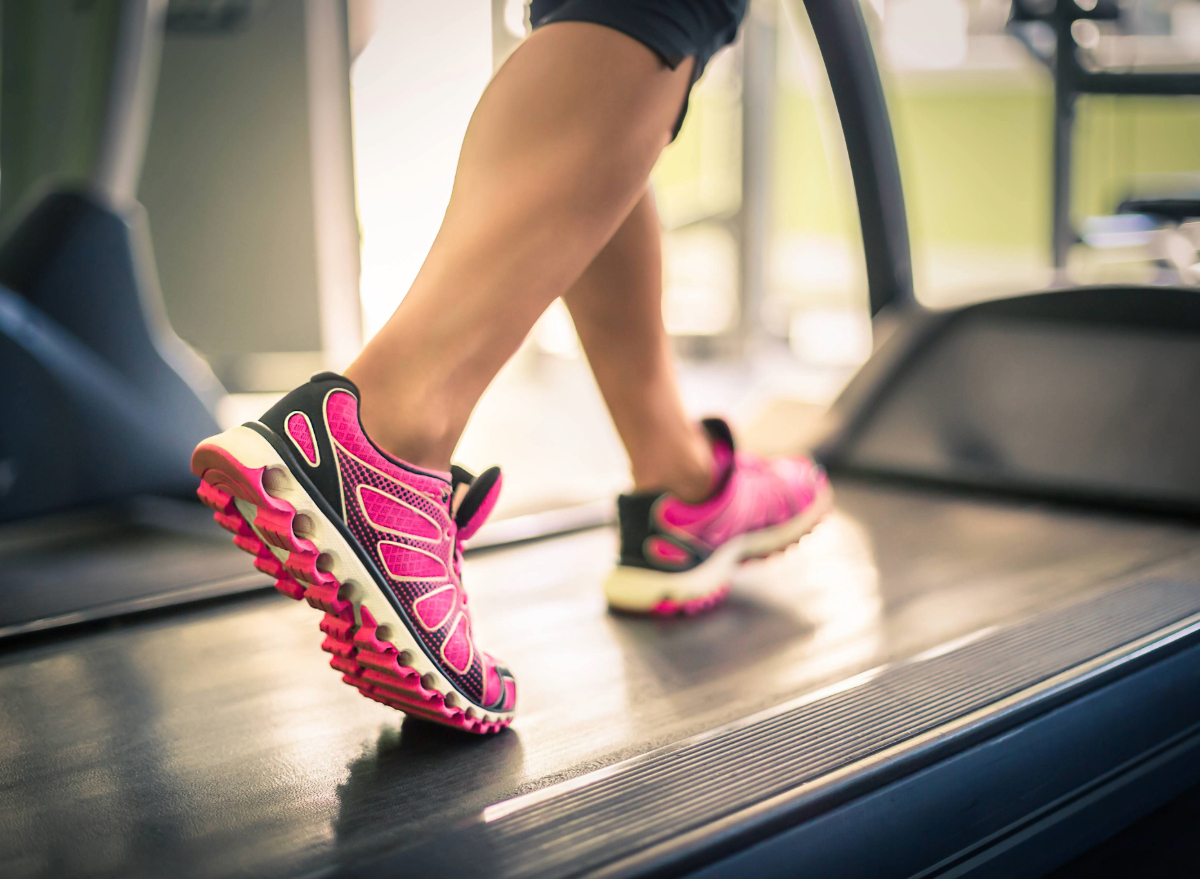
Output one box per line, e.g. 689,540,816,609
4,1,1200,877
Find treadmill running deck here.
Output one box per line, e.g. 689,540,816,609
2,479,1199,879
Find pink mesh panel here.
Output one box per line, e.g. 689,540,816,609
655,439,828,551
286,412,319,466
413,584,457,630
769,456,821,507
658,493,713,528
314,389,513,702
378,541,447,580
335,449,487,699
707,478,758,542
358,485,441,541
442,614,473,674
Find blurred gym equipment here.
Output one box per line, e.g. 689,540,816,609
1081,175,1200,282
4,1,1200,878
1010,0,1200,273
0,0,221,523
0,0,379,636
0,0,249,634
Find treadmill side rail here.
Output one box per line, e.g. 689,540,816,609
691,639,1200,879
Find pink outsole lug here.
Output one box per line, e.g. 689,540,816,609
196,479,236,515
215,511,254,537
320,615,354,640
649,583,733,617
232,534,271,558
190,443,511,735
254,555,286,579
305,582,352,617
274,578,309,601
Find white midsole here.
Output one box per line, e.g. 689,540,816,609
201,424,512,723
603,485,835,611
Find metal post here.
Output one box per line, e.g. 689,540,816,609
1051,14,1076,270
738,0,778,351
798,0,915,316
305,0,364,371
92,0,168,207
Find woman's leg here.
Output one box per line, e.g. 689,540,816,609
344,23,694,472
562,190,714,503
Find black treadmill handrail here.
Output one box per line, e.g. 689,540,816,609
798,0,915,317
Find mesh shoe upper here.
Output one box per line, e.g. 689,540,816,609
617,418,828,572
251,373,515,712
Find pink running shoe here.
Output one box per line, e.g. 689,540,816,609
190,373,516,734
605,418,833,615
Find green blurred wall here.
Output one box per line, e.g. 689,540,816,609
656,65,1200,265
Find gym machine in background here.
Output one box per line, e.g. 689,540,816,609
0,0,221,522
0,0,361,634
1010,0,1200,276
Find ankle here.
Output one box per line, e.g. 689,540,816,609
631,430,715,504
368,420,456,473
343,366,457,472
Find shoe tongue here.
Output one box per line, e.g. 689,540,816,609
700,417,736,491
452,465,503,541
449,464,475,517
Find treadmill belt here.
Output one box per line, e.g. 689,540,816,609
0,497,268,638
0,497,614,641
2,480,1199,878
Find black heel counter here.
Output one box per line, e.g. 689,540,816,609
257,373,357,435
616,492,659,569
252,373,358,513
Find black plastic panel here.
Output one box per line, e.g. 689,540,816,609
0,191,219,521
821,287,1200,515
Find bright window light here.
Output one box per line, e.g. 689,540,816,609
883,0,969,70
351,4,492,339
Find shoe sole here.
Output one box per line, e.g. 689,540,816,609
191,425,513,734
603,484,835,616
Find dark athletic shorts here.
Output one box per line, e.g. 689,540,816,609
529,0,750,139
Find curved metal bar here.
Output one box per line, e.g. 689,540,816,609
93,0,169,207
792,0,915,316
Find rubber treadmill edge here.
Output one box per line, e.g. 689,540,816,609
685,633,1200,879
